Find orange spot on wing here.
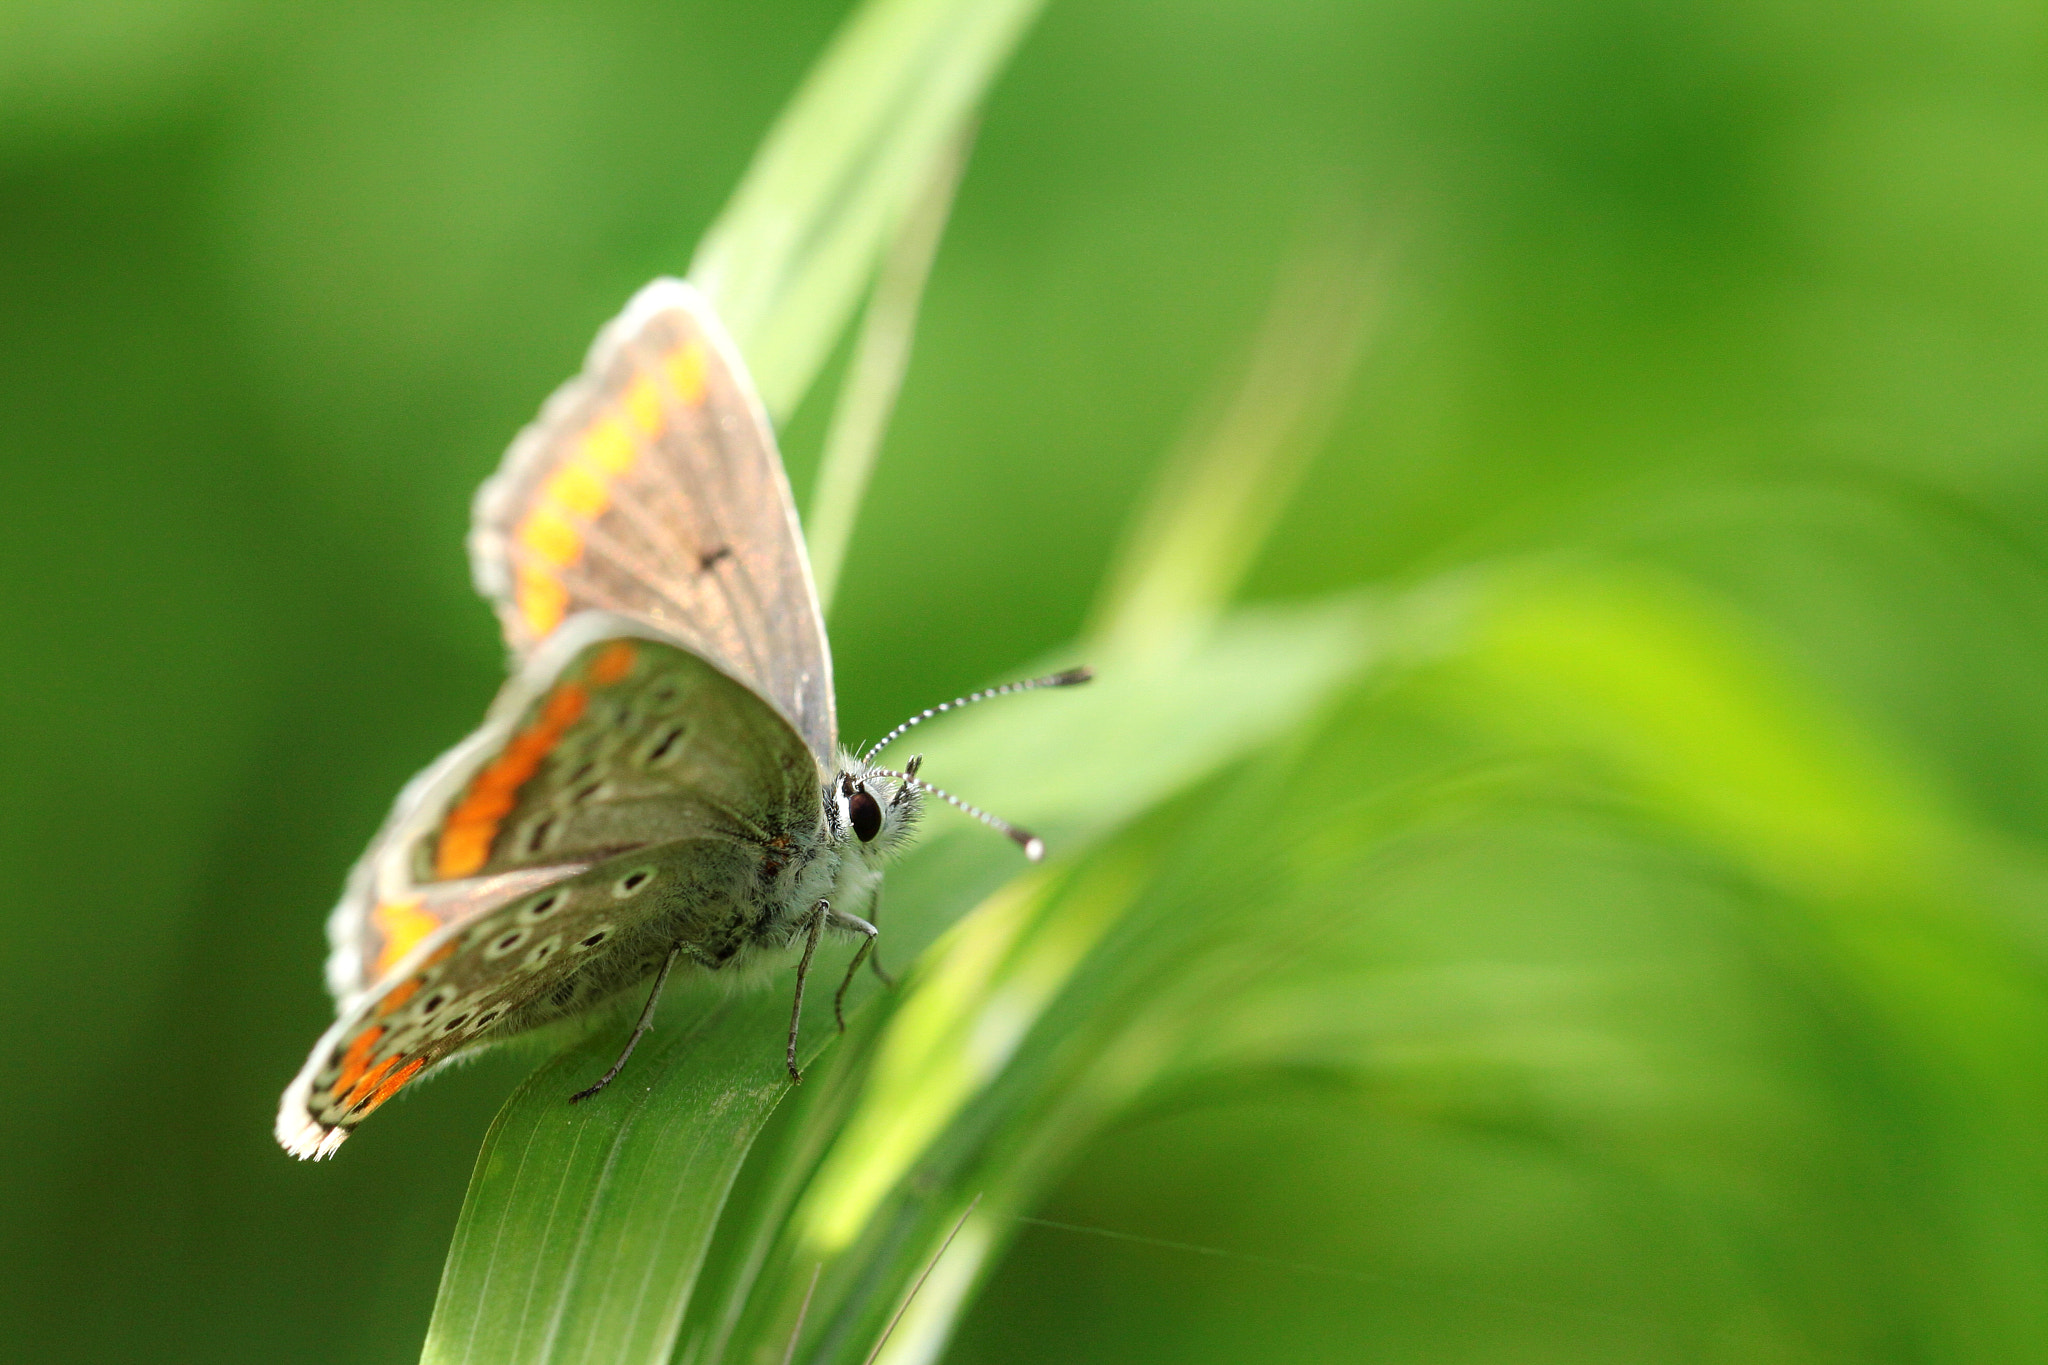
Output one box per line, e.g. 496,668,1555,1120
376,977,421,1016
365,1058,426,1112
624,375,663,436
434,682,590,877
371,899,438,977
344,1056,398,1108
434,825,493,879
664,341,707,406
582,417,636,474
516,505,582,568
332,1026,386,1099
588,641,638,686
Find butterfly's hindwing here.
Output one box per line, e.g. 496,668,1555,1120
282,836,763,1158
327,867,588,1011
469,278,835,762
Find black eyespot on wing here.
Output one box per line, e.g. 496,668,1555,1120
645,725,685,764
850,788,882,842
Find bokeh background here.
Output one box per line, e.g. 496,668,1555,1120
7,1,2048,1361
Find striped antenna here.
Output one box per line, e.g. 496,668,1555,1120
863,667,1092,763
869,765,1045,861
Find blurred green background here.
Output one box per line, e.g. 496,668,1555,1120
7,1,2048,1361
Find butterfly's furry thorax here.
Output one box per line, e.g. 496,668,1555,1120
650,750,925,972
488,761,920,1038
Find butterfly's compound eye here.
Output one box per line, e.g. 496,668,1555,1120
849,787,883,843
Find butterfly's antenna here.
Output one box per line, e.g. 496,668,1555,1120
862,667,1092,763
869,764,1046,862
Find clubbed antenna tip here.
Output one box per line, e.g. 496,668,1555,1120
860,666,1088,861
872,765,1045,862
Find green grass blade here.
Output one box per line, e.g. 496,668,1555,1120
423,594,1377,1365
688,0,1046,422
422,993,790,1365
421,2,1043,1360
1090,214,1381,654
664,600,1379,1363
807,127,971,615
708,559,2048,1363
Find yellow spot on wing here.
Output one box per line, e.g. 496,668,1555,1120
582,417,636,474
517,566,568,638
516,505,581,568
503,353,691,644
542,462,610,519
624,375,663,436
371,900,438,977
664,341,707,406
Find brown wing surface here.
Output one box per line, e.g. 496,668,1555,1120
469,278,836,763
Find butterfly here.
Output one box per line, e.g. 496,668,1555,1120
276,278,1086,1159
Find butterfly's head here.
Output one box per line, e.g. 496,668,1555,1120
828,757,926,865
830,667,1092,865
834,749,1052,863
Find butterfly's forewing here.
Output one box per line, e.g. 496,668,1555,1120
325,613,821,999
283,615,826,1156
469,278,836,762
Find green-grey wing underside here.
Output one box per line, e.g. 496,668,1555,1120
277,615,822,1158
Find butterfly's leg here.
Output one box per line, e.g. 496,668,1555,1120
570,942,683,1103
863,885,896,988
786,900,829,1083
827,908,881,1032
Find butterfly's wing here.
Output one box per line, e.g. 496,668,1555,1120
281,613,823,1157
469,277,836,762
278,839,753,1159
